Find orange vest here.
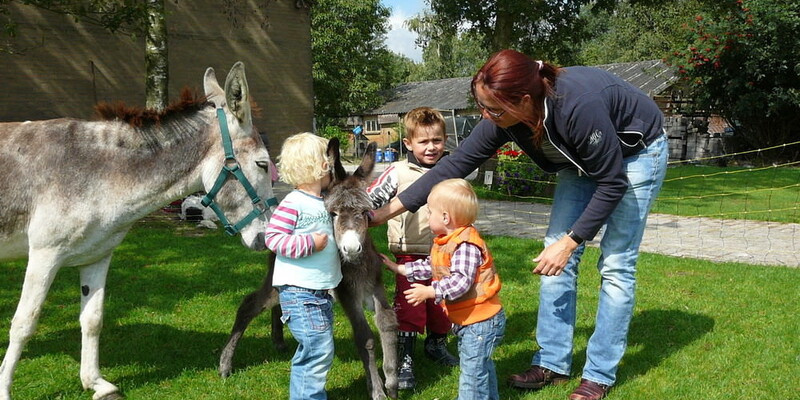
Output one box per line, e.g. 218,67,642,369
431,226,502,325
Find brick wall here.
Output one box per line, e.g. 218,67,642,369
0,0,313,152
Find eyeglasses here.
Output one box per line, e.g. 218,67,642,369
476,100,506,119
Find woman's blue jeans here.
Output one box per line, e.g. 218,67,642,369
454,309,506,400
278,286,335,400
532,134,668,386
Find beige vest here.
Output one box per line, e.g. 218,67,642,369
388,161,432,255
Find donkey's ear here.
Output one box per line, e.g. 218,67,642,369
354,142,377,179
327,137,347,182
224,61,253,132
204,67,225,108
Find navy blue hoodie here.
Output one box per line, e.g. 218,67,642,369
397,66,664,241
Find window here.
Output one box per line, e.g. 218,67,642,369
365,119,379,133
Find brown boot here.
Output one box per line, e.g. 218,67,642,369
508,366,569,390
569,379,610,400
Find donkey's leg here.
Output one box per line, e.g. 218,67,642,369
337,286,387,400
219,253,282,377
265,253,286,352
79,255,122,400
371,285,399,400
0,251,64,400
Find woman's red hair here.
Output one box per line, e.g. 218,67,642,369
471,49,560,146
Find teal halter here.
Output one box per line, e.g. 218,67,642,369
201,108,278,236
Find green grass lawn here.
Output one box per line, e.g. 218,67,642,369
1,217,798,399
475,164,800,224
653,164,800,223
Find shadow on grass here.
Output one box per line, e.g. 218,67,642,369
568,309,714,387
23,320,418,398
620,309,714,383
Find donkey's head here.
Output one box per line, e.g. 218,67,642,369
324,138,377,262
201,62,276,250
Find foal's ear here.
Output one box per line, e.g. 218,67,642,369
327,137,348,182
354,142,377,179
224,61,253,132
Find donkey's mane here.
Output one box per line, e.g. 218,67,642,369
93,88,211,127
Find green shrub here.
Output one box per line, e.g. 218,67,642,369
317,125,351,154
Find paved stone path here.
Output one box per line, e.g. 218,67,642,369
273,164,799,268
471,199,800,268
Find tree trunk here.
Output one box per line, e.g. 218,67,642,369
491,3,514,52
145,0,168,111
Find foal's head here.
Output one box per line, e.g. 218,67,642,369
325,138,377,263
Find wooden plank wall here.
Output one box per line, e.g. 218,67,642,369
0,0,314,151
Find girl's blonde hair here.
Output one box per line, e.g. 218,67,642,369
277,132,330,187
428,178,479,226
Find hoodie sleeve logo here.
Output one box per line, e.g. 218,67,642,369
589,129,603,146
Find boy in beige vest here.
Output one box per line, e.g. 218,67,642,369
367,107,458,389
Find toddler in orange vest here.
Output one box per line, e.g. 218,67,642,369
380,178,506,400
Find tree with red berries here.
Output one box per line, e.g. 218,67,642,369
667,0,800,161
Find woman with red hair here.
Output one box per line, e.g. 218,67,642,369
371,49,668,400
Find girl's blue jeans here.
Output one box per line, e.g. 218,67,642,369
454,308,506,400
532,134,668,386
277,286,335,400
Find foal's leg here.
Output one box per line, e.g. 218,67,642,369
79,255,123,400
337,286,388,400
219,253,282,377
371,285,399,399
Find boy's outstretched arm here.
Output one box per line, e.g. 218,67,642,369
379,253,406,275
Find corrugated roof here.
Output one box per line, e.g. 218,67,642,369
363,60,677,116
366,76,472,115
593,59,677,98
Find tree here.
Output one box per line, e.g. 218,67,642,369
666,0,800,160
577,0,709,65
310,0,397,125
427,0,616,65
145,0,167,110
404,10,485,81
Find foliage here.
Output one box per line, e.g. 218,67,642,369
310,0,400,126
316,125,351,155
403,10,486,81
665,0,800,159
428,0,616,66
493,144,555,197
1,0,149,40
577,0,709,65
0,217,798,399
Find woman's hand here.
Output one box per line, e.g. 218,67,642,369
369,198,408,227
532,236,578,276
